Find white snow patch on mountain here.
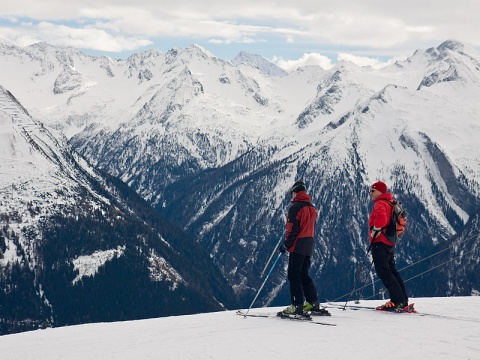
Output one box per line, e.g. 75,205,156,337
72,246,126,285
148,250,185,289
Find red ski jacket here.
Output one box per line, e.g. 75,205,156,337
368,192,395,246
285,191,317,256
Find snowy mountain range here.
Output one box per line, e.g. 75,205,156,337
0,39,479,334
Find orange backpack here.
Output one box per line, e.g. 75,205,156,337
380,199,407,244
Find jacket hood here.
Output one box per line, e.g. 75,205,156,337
374,192,393,202
292,190,311,203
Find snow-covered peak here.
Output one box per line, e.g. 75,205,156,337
165,44,219,66
437,39,466,53
232,51,288,77
332,59,363,73
189,43,217,58
125,49,165,64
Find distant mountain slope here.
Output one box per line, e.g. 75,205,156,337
421,207,480,296
0,85,237,335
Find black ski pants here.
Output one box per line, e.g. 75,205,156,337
372,242,408,305
287,252,318,306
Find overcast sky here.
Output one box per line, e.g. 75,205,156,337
0,0,479,71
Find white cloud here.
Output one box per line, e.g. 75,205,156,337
271,51,407,71
0,21,152,51
272,53,334,71
337,53,407,69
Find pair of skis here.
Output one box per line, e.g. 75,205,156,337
327,301,416,313
236,309,337,326
332,302,478,322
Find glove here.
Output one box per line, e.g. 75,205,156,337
279,245,287,253
371,226,382,240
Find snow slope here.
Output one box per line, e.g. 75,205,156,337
1,297,479,360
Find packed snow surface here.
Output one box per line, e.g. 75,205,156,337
1,297,479,359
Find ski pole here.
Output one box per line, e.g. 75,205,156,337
260,231,285,277
355,259,374,303
244,251,283,317
342,243,372,310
